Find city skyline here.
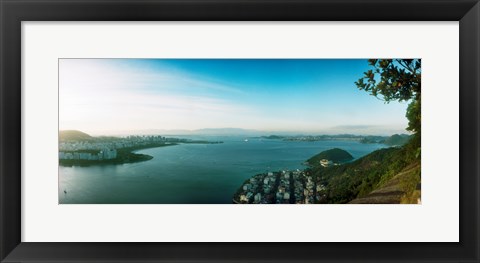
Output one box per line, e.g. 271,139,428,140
59,59,410,136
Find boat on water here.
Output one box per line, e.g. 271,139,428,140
244,139,249,142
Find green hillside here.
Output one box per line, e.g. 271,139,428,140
360,134,411,146
383,134,411,146
349,162,421,204
307,148,354,166
59,130,93,142
309,139,420,204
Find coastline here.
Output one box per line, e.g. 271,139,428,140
59,140,224,167
59,143,177,167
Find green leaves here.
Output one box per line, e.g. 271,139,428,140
355,59,421,134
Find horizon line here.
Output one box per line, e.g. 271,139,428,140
59,127,411,137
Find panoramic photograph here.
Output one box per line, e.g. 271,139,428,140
59,59,421,204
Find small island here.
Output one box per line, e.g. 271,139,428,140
306,148,354,167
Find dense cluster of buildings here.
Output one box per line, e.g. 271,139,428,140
234,168,328,204
319,159,334,167
59,135,169,161
59,149,118,161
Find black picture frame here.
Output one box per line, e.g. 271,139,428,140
1,0,479,262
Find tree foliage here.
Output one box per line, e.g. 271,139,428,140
355,59,421,134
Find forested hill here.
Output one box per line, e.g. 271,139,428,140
307,148,354,166
59,130,93,142
309,141,420,204
383,134,411,146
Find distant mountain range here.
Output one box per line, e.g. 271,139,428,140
360,134,411,146
87,128,265,136
192,128,263,136
111,128,410,137
59,129,412,143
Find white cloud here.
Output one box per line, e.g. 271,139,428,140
59,59,253,133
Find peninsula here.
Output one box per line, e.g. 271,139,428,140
59,130,223,167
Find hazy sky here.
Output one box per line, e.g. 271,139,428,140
59,59,410,135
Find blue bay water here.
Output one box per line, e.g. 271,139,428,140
59,136,385,204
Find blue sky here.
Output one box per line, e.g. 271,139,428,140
59,59,410,135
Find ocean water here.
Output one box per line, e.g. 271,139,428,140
58,136,385,204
